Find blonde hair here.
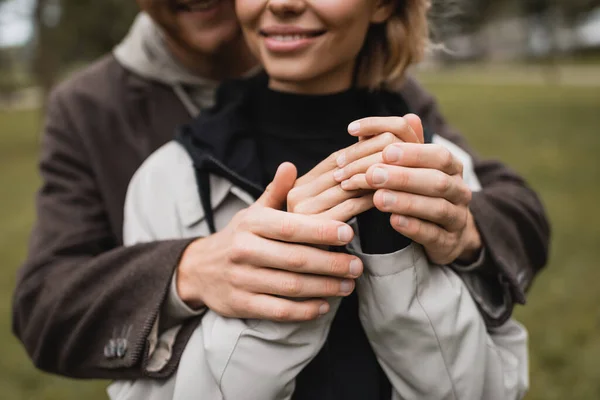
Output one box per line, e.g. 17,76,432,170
356,0,430,90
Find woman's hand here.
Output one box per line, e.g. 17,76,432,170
337,115,482,265
287,125,424,220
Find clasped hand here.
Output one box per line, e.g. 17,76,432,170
177,115,481,322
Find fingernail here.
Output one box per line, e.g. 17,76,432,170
348,121,360,135
333,169,345,182
382,192,396,208
341,180,351,190
372,167,388,185
319,303,330,315
386,145,403,162
349,259,362,276
395,216,409,228
336,153,346,167
337,225,353,242
340,280,354,293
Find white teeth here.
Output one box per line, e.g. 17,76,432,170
270,34,310,41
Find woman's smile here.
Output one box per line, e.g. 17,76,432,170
259,25,326,53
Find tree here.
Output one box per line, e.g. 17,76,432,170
32,0,138,105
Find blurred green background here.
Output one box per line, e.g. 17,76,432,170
1,0,600,399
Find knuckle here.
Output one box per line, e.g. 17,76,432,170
272,304,292,321
287,249,308,270
323,279,338,295
287,188,300,209
435,201,451,222
302,305,319,320
229,236,251,263
279,215,297,239
381,131,397,144
281,276,303,296
440,147,454,170
315,222,328,242
327,255,347,276
462,186,473,204
434,172,452,195
294,202,310,215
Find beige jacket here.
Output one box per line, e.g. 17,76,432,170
109,139,528,400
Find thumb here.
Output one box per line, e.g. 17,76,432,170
256,162,298,209
404,114,425,144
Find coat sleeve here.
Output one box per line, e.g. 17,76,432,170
400,76,550,326
11,87,195,380
351,242,529,400
110,144,338,400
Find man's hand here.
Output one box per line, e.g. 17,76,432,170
338,115,482,265
288,130,423,219
176,163,364,322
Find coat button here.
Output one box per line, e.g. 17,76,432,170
104,339,117,359
116,338,128,358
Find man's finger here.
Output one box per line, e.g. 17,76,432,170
256,162,298,209
347,116,421,144
235,266,355,298
365,164,471,205
382,143,463,176
389,214,456,265
374,190,466,232
244,294,331,321
230,235,363,278
247,208,355,246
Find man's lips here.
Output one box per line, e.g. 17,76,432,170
173,0,220,12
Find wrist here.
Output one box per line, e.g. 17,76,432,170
176,237,208,310
457,210,482,264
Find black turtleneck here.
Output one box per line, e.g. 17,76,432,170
178,76,419,400
250,85,398,400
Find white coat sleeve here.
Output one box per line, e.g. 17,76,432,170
109,142,340,400
349,240,529,400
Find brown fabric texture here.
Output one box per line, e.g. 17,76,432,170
12,55,549,380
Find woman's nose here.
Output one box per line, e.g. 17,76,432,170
267,0,306,17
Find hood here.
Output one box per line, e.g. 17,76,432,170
113,12,219,115
114,12,216,87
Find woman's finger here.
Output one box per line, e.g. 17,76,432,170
293,184,367,216
341,174,369,191
318,194,374,222
347,116,422,144
374,190,467,232
334,152,383,182
335,132,399,168
366,164,472,205
289,168,339,208
382,143,463,176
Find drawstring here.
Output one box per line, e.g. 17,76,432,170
173,83,201,117
195,169,217,234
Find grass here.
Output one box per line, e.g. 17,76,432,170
0,78,599,399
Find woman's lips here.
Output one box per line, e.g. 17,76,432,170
259,28,326,53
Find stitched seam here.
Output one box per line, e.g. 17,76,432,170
217,323,257,393
413,246,459,400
